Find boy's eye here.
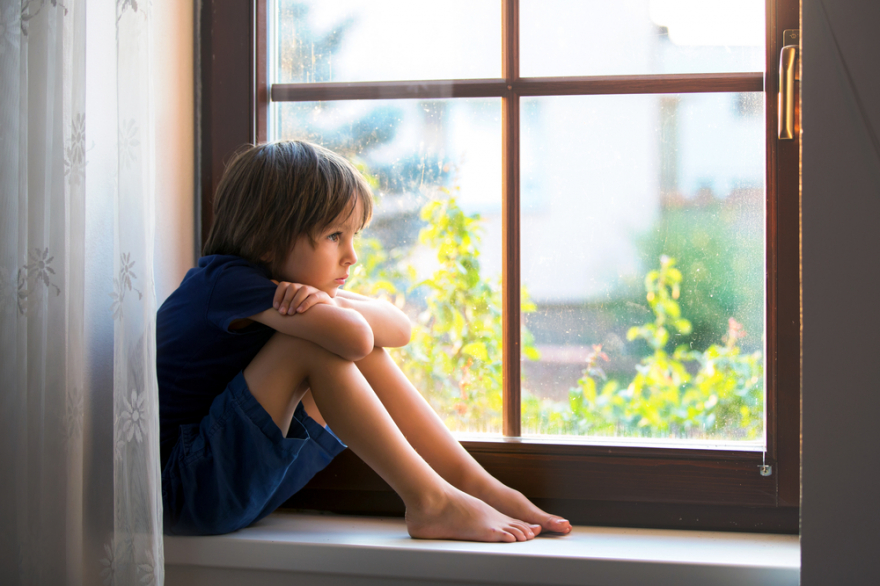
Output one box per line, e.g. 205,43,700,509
328,232,341,242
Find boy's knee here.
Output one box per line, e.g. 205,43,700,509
357,346,388,364
268,331,356,371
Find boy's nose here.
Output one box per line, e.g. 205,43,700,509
343,245,357,266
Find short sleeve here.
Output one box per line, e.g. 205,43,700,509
204,259,277,333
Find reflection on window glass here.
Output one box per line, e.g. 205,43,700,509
274,0,501,83
275,99,503,433
519,93,765,443
521,0,764,77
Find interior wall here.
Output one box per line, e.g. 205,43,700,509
153,0,196,304
801,0,880,583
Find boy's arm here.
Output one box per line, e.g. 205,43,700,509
334,289,412,348
249,301,374,361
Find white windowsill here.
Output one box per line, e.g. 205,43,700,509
164,511,800,586
452,432,765,452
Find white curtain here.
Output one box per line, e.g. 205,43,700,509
0,1,164,584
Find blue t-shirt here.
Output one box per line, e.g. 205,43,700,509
157,255,278,468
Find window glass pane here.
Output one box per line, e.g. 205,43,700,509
274,99,503,433
521,0,764,77
273,0,501,83
519,93,765,444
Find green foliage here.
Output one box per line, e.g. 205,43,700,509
523,256,763,440
626,255,694,351
637,205,764,352
350,193,763,440
349,190,539,432
395,195,504,430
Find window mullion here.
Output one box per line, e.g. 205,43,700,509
502,0,521,437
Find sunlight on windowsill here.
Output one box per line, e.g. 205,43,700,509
453,432,765,452
164,511,799,586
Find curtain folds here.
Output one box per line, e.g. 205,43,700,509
1,1,164,584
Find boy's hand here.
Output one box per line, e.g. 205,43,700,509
271,281,332,315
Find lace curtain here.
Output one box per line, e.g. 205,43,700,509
1,1,164,584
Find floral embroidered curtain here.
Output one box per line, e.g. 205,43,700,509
0,1,164,584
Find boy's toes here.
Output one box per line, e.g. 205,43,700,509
543,517,572,534
497,529,516,543
511,521,538,541
506,524,528,541
519,522,539,539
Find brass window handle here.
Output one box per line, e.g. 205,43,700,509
778,30,800,140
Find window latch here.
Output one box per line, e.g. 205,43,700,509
778,29,800,140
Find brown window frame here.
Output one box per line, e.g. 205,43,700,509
197,0,800,533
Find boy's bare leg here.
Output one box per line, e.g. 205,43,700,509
244,332,538,542
353,347,572,536
300,390,325,427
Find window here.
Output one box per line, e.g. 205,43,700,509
198,0,800,532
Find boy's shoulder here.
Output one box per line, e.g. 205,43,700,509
161,254,276,325
161,255,271,310
193,254,269,278
177,254,271,292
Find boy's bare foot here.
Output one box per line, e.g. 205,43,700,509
471,483,572,536
406,487,541,543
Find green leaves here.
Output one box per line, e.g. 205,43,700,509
526,256,763,440
462,342,489,361
355,192,538,432
354,187,763,440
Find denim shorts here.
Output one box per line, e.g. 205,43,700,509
161,371,347,535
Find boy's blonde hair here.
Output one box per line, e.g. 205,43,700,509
203,140,373,277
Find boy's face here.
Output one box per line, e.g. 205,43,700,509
278,199,362,297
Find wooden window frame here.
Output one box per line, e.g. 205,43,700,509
197,0,800,533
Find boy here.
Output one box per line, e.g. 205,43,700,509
158,140,571,540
